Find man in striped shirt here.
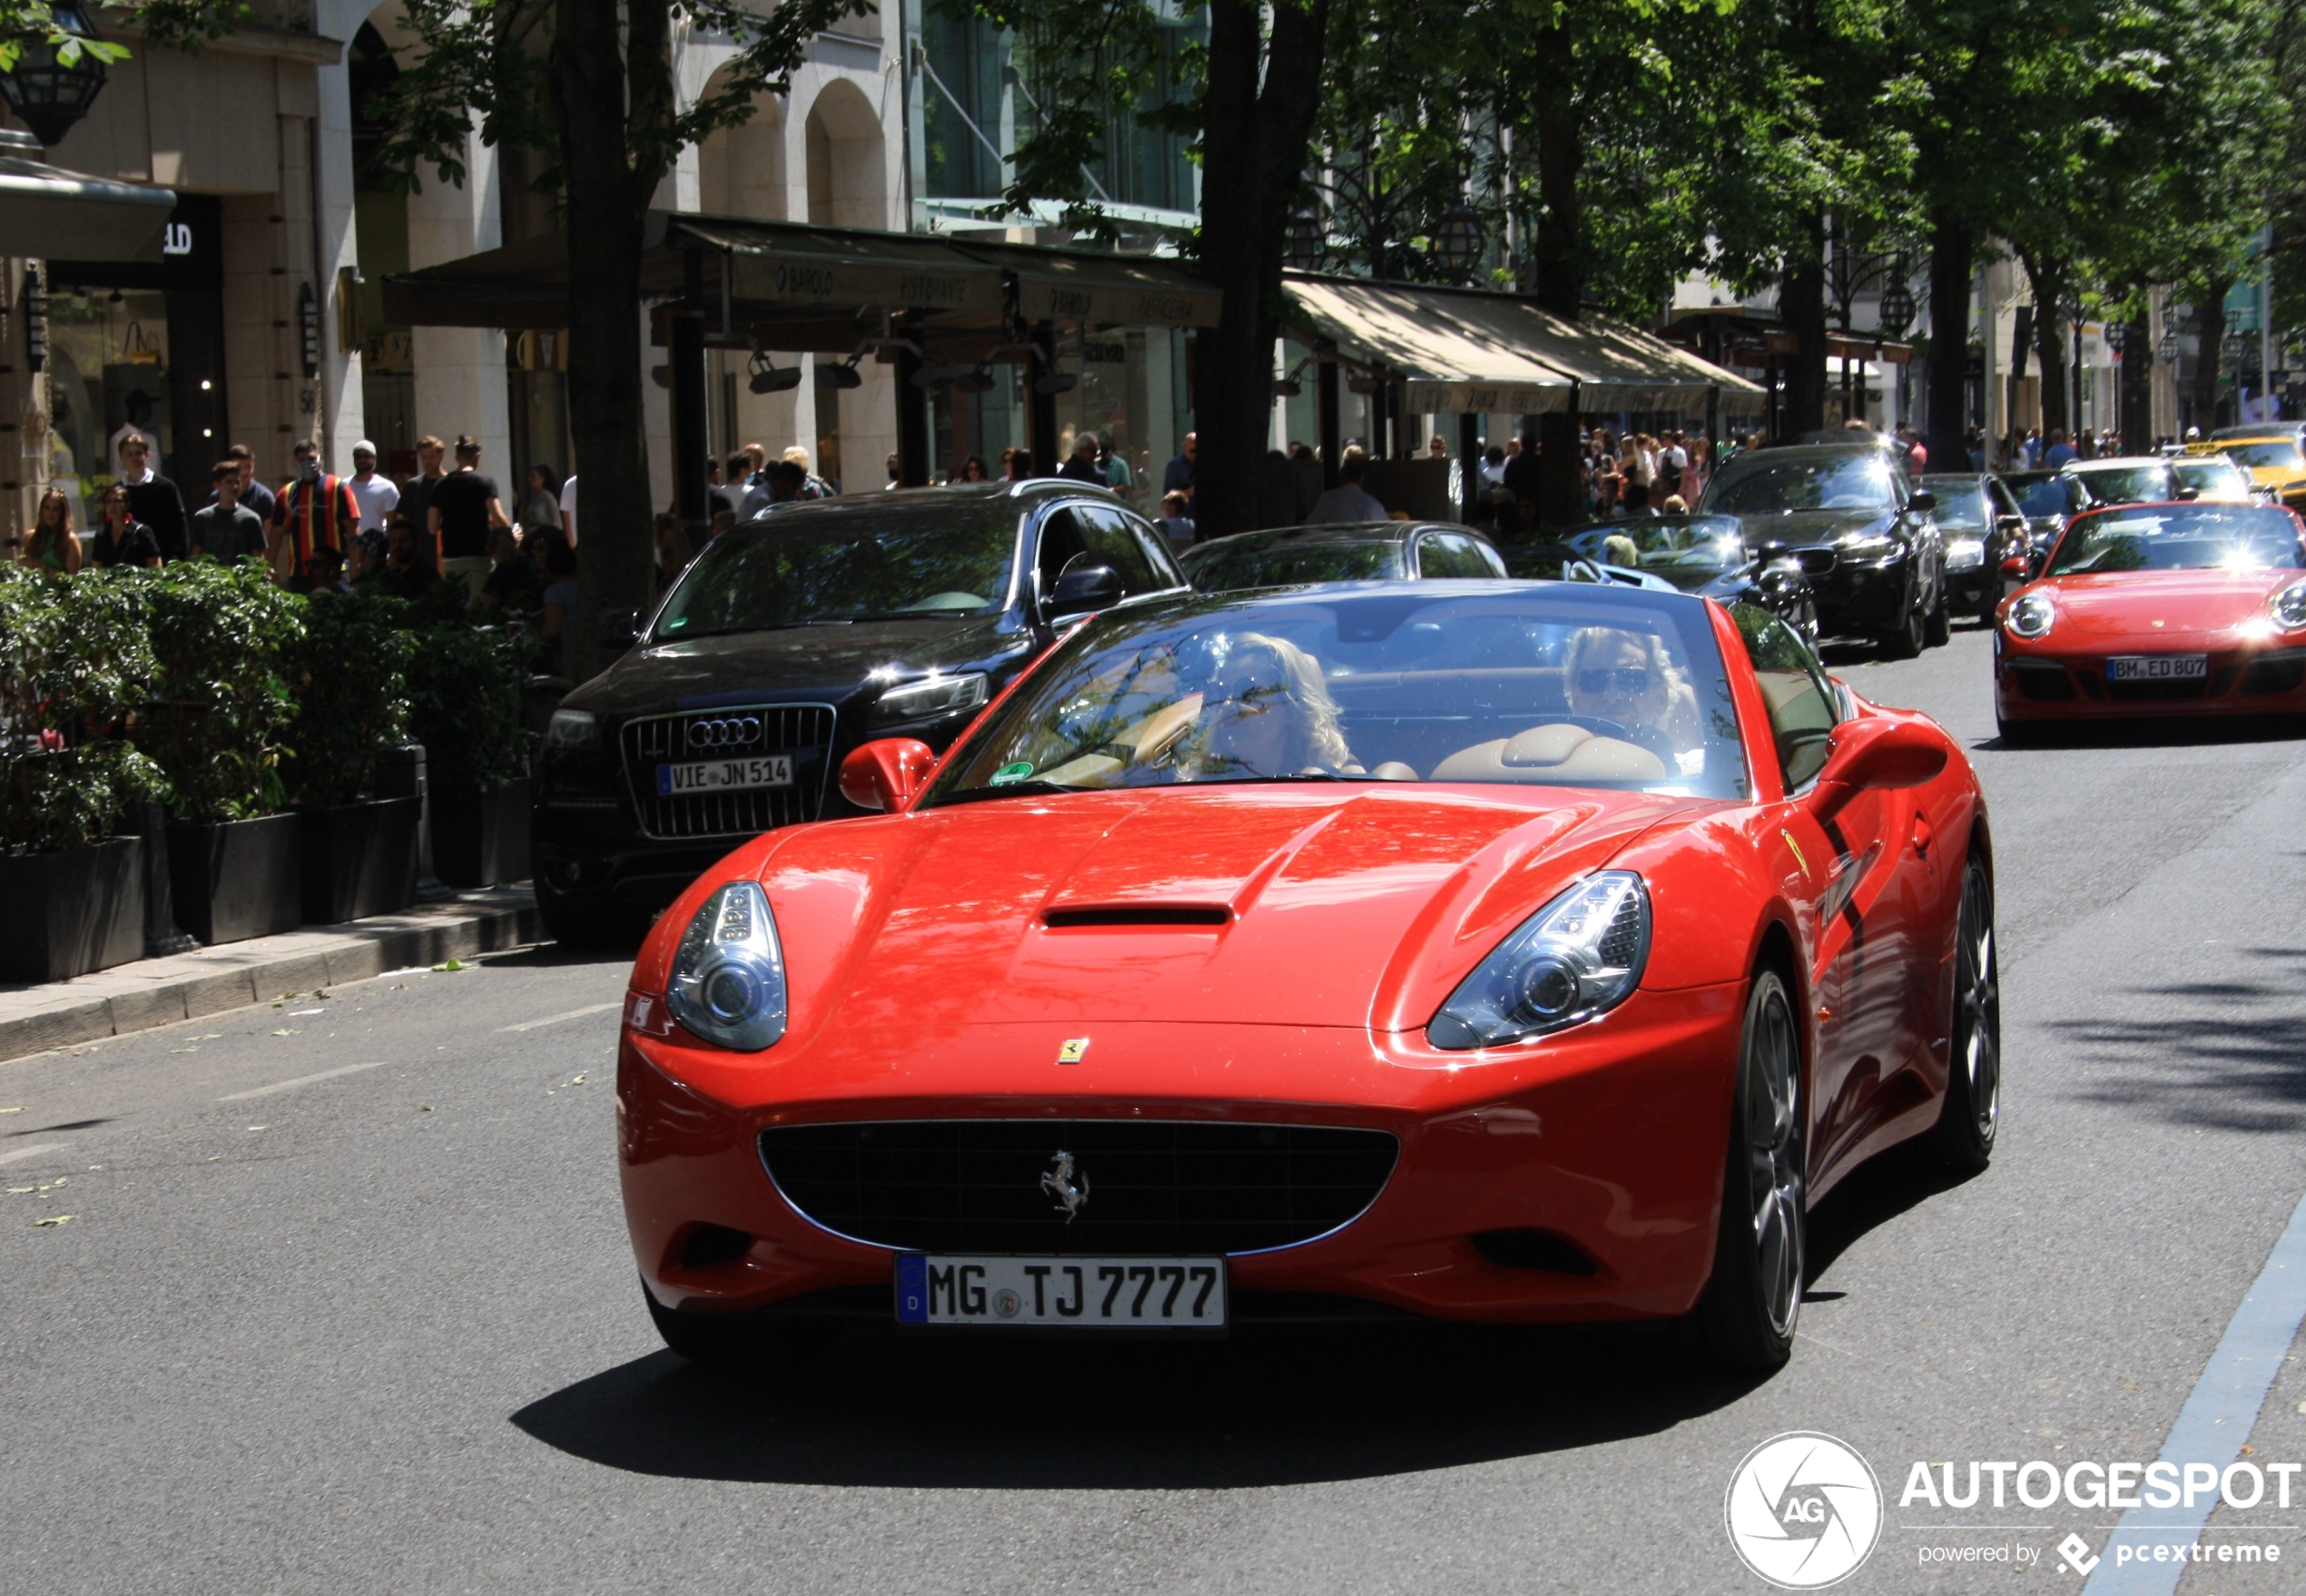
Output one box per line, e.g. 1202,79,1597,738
269,438,362,590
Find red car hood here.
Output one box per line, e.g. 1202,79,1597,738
2033,568,2295,646
747,785,1705,1039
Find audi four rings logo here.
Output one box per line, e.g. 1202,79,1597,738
687,716,763,749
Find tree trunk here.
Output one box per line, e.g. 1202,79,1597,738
2023,254,2068,441
2192,277,2232,430
1780,213,1828,436
2121,316,2154,455
1529,23,1581,320
551,0,659,684
1193,0,1330,540
1924,210,1973,472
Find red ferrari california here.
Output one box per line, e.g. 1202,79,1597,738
1996,499,2306,738
618,581,1993,1373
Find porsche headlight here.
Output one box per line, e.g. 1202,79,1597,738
871,671,989,727
547,707,599,750
1944,537,1985,572
2005,592,2055,640
2272,581,2306,630
665,882,787,1051
1427,872,1651,1050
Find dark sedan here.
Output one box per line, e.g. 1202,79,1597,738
1178,521,1508,591
1695,442,1946,657
531,480,1188,944
2001,468,2100,576
1918,472,2030,622
1554,514,1831,645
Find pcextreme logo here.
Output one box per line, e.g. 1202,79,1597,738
1725,1432,1885,1589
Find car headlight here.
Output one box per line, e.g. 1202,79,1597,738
2006,592,2055,640
871,672,989,727
2272,581,2306,630
547,707,599,750
1838,533,1900,561
665,882,787,1051
1427,872,1650,1050
1944,537,1985,571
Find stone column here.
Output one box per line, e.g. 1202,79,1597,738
405,123,508,468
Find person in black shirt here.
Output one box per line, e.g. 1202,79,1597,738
201,444,278,527
477,527,542,615
377,518,440,598
425,435,509,595
708,453,748,525
189,460,268,563
115,435,188,561
89,483,162,568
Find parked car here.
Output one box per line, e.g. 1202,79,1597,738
2001,468,2100,576
2168,456,2261,504
1179,521,1507,591
1556,514,1832,644
2199,430,2306,511
531,481,1189,945
1917,473,2030,623
1695,442,1946,657
2065,456,2182,509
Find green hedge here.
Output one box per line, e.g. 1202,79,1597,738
0,563,534,852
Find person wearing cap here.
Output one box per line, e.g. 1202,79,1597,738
346,440,400,533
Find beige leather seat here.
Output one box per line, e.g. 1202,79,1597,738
1432,723,1667,784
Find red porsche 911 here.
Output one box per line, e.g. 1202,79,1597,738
1996,499,2306,739
618,582,1994,1374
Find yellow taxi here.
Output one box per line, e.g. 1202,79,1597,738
2193,426,2306,508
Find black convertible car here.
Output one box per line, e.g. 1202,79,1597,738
1552,515,1832,645
531,480,1188,943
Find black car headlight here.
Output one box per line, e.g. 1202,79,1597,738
871,672,989,728
1838,533,1900,563
547,707,600,750
1427,872,1651,1049
665,882,787,1051
1944,537,1985,572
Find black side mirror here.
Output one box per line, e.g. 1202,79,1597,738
598,609,642,647
1907,489,1937,512
1046,564,1123,621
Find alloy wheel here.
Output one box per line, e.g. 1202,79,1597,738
1955,864,2001,1144
1746,984,1805,1340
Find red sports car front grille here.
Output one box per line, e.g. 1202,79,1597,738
758,1119,1399,1256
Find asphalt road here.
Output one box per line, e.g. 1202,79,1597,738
9,617,2306,1594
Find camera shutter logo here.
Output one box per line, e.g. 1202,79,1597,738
1724,1433,1883,1589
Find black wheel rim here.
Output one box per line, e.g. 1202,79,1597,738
1747,985,1804,1339
1955,865,2001,1142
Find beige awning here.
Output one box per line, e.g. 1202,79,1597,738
0,157,173,261
1283,272,1762,412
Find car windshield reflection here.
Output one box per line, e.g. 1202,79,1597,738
1704,458,1897,515
924,586,1749,804
2048,505,2306,575
1560,516,1749,590
654,508,1016,638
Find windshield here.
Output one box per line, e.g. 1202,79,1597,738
2171,459,2254,500
924,586,1749,804
1702,455,1897,515
1920,479,1988,532
2224,441,2305,470
2008,473,2084,518
2070,465,2172,506
1182,537,1402,591
2048,505,2306,576
1561,516,1747,590
654,507,1017,637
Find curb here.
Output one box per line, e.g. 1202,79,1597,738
0,890,541,1064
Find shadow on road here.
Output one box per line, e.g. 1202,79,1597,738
2053,946,2306,1131
472,943,638,971
509,1320,1766,1488
1805,1138,1982,1281
1976,714,2306,754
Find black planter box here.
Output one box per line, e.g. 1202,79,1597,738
431,777,532,888
0,836,147,981
169,813,302,945
299,798,421,925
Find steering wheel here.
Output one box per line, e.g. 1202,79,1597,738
1556,714,1677,767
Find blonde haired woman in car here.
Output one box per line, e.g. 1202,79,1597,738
1176,632,1356,779
1562,626,1703,769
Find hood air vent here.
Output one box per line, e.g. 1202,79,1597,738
1042,903,1231,929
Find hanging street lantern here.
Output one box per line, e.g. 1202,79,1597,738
1433,205,1483,279
1285,209,1325,273
1877,281,1915,340
2158,329,2180,364
1,3,111,149
2103,320,2127,355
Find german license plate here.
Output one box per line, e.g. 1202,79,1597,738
2104,655,2208,682
895,1254,1228,1329
655,754,793,794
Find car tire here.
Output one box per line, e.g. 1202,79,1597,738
537,878,635,951
1995,714,2039,748
1879,596,1926,660
645,1282,755,1365
1680,965,1805,1374
1931,854,2000,1172
1924,587,1952,648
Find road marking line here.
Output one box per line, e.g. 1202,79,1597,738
497,1002,620,1032
2084,1187,2306,1594
0,1142,67,1167
219,1060,389,1101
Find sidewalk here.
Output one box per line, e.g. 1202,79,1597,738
0,886,542,1064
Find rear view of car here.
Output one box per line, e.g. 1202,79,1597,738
1919,473,2028,623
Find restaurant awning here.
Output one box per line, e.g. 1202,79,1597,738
0,154,173,261
382,211,1223,353
1282,272,1762,413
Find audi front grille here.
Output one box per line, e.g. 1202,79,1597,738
758,1119,1400,1256
620,703,838,840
